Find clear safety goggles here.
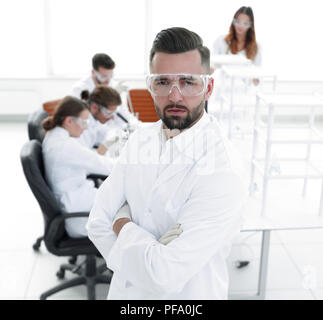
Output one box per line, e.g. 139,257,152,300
146,73,210,97
94,70,113,83
233,18,251,28
71,116,90,129
99,105,116,118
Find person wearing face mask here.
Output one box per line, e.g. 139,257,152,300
213,6,261,66
42,96,115,238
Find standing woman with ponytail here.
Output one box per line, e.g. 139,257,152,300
213,6,261,66
42,96,115,238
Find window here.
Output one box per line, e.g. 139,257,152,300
47,0,146,77
0,0,46,78
0,1,322,80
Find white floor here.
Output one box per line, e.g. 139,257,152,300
1,121,323,300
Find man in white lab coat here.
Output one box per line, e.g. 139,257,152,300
87,27,247,300
71,53,116,99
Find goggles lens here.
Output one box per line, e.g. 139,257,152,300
94,70,113,82
99,105,116,118
147,74,209,97
233,19,251,28
71,116,90,129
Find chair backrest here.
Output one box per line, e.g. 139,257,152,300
127,89,159,122
27,109,49,143
20,140,97,256
43,99,62,116
20,140,62,227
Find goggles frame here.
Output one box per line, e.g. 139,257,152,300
146,73,210,97
71,116,90,129
232,18,251,28
99,105,116,118
94,70,114,83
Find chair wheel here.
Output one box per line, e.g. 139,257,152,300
32,237,43,251
56,269,65,279
32,243,40,251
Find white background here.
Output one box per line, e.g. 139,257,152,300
0,0,322,80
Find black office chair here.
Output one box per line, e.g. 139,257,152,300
27,109,49,251
27,109,49,143
20,140,111,300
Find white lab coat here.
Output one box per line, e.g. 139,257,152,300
87,112,247,299
42,126,115,238
70,75,118,99
213,35,262,66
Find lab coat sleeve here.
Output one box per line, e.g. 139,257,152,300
70,83,83,99
86,143,128,261
107,170,247,294
213,35,227,55
254,42,262,66
63,139,114,175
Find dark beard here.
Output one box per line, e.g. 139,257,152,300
155,100,205,130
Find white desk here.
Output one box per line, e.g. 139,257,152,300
219,66,277,139
211,54,251,71
250,93,323,216
230,197,323,300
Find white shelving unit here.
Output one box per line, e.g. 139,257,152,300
219,65,277,139
250,92,323,216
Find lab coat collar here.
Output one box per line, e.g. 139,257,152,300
51,126,70,138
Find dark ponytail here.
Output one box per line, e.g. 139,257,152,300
42,116,56,131
42,96,88,131
81,90,90,101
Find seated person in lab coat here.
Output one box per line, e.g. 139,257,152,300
71,53,116,99
213,6,262,66
71,53,139,132
78,85,124,155
42,96,115,238
87,27,247,300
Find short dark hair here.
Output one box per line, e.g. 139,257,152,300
88,85,121,108
92,53,115,71
149,27,210,73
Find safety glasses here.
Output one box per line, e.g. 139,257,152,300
99,105,116,118
71,116,90,129
233,18,251,28
94,70,113,83
146,73,210,97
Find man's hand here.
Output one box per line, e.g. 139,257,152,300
113,217,131,236
112,203,132,236
97,144,107,155
102,134,120,149
159,224,183,245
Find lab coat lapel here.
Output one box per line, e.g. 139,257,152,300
152,154,193,192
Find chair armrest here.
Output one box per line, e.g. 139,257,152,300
49,212,90,233
87,174,108,188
